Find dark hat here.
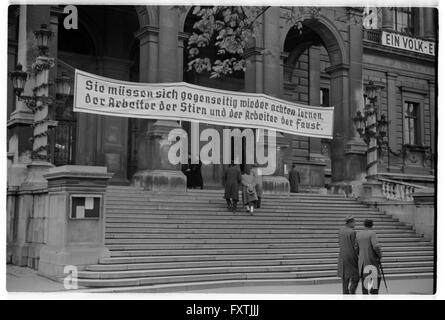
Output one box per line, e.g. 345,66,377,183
345,215,355,223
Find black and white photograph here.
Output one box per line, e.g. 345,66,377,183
2,0,440,301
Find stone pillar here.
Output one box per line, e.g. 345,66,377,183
327,62,366,193
22,54,56,189
381,7,394,30
341,10,367,189
134,26,159,172
8,6,51,170
132,6,186,192
308,46,325,163
244,47,264,94
423,8,436,40
38,166,112,279
260,7,290,193
428,79,435,170
386,72,400,170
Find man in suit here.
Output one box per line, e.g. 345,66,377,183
337,215,359,294
289,164,301,193
223,163,241,213
357,219,382,294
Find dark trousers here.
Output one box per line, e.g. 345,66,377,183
361,276,381,294
256,197,261,208
342,276,359,294
226,199,238,211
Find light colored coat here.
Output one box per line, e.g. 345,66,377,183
252,167,263,198
241,173,258,204
356,229,382,276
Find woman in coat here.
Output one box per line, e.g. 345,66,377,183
252,166,263,208
223,164,241,212
241,166,258,214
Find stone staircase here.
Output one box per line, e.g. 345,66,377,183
76,186,434,291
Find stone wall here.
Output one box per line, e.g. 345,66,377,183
7,186,49,269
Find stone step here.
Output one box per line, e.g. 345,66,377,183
105,232,420,239
106,189,350,198
104,236,424,245
105,200,370,207
105,241,432,251
104,223,413,230
77,267,434,287
80,272,434,293
91,187,433,290
104,220,408,228
109,245,433,257
106,195,367,207
105,227,416,234
104,217,398,225
78,261,433,279
86,255,433,271
104,207,380,214
100,251,434,264
104,212,391,220
105,211,387,218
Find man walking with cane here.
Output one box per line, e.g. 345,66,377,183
357,219,383,294
337,216,359,294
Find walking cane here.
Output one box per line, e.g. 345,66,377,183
379,261,389,294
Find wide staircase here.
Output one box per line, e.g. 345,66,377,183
77,186,434,291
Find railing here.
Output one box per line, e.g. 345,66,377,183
363,29,382,42
379,177,429,201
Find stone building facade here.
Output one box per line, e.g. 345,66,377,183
7,5,437,193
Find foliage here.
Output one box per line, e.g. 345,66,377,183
178,6,368,78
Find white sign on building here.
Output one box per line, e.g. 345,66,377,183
381,31,435,56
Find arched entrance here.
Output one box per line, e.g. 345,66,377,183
282,14,365,187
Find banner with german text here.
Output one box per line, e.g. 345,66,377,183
73,69,334,139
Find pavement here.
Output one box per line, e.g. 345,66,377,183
6,265,434,295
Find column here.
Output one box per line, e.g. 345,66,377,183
343,10,367,183
381,8,394,30
260,7,290,193
423,8,436,40
8,6,51,171
386,72,401,170
132,6,186,192
308,46,323,161
428,79,435,170
306,46,327,189
134,26,159,172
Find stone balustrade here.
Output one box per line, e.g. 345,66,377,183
379,178,427,201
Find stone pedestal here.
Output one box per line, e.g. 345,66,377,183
262,175,290,194
38,165,112,280
132,120,186,192
133,169,187,193
359,179,386,204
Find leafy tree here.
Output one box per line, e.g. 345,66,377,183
176,6,369,78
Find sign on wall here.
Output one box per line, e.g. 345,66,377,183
381,31,435,56
73,69,334,139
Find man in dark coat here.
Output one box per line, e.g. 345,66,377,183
289,164,301,193
181,156,193,189
337,215,359,294
223,164,241,213
357,219,382,294
190,160,203,189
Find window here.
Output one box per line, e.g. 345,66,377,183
320,88,330,107
403,101,420,145
393,7,414,34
